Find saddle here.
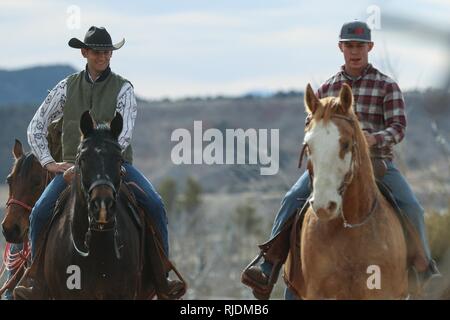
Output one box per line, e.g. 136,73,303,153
123,181,187,299
19,179,186,300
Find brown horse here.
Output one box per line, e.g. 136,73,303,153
2,140,50,244
284,84,408,299
1,140,52,297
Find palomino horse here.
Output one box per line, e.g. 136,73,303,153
43,111,147,299
1,140,51,297
284,84,408,299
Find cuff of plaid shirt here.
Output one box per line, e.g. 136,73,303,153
373,132,388,148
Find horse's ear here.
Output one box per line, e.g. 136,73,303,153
339,83,353,113
80,111,95,138
305,83,320,114
110,112,123,140
13,139,23,159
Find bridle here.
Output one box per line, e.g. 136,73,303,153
77,164,121,231
76,138,122,210
5,169,53,215
299,113,377,228
72,138,124,259
5,199,32,213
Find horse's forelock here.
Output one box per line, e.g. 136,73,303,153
94,126,119,143
81,125,118,143
312,97,357,124
96,123,110,131
312,97,336,123
79,128,121,157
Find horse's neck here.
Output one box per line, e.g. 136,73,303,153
342,146,379,222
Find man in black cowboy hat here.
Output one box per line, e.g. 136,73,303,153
14,26,185,299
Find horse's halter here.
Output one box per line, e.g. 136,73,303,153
5,198,32,213
299,113,377,228
5,169,53,215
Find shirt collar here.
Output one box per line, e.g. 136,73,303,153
340,63,372,81
84,64,111,84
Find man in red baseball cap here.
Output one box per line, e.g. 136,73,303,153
241,20,441,300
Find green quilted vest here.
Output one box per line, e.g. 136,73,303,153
61,68,133,163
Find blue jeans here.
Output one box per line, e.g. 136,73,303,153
284,287,300,300
122,163,169,255
260,170,311,276
28,162,169,259
261,160,431,297
4,243,23,300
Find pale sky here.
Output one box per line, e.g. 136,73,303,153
1,0,449,99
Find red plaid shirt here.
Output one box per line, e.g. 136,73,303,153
316,64,406,160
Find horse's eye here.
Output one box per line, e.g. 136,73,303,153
342,141,350,151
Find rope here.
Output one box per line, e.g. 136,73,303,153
3,242,30,271
0,241,31,297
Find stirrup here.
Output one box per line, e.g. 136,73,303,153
241,252,279,299
419,260,443,299
157,279,186,300
13,279,47,300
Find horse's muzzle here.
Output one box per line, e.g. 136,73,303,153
2,222,25,243
311,200,339,220
89,184,117,228
89,197,115,225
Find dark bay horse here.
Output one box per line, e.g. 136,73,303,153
284,84,408,299
43,111,145,299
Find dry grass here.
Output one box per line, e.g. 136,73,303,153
426,204,450,263
425,201,450,299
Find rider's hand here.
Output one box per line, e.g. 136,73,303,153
44,162,74,174
363,131,377,147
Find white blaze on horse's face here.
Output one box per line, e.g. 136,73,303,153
305,120,352,220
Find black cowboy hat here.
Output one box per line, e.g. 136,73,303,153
68,26,125,51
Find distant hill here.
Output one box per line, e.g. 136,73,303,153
0,84,448,210
0,65,77,106
132,92,450,209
